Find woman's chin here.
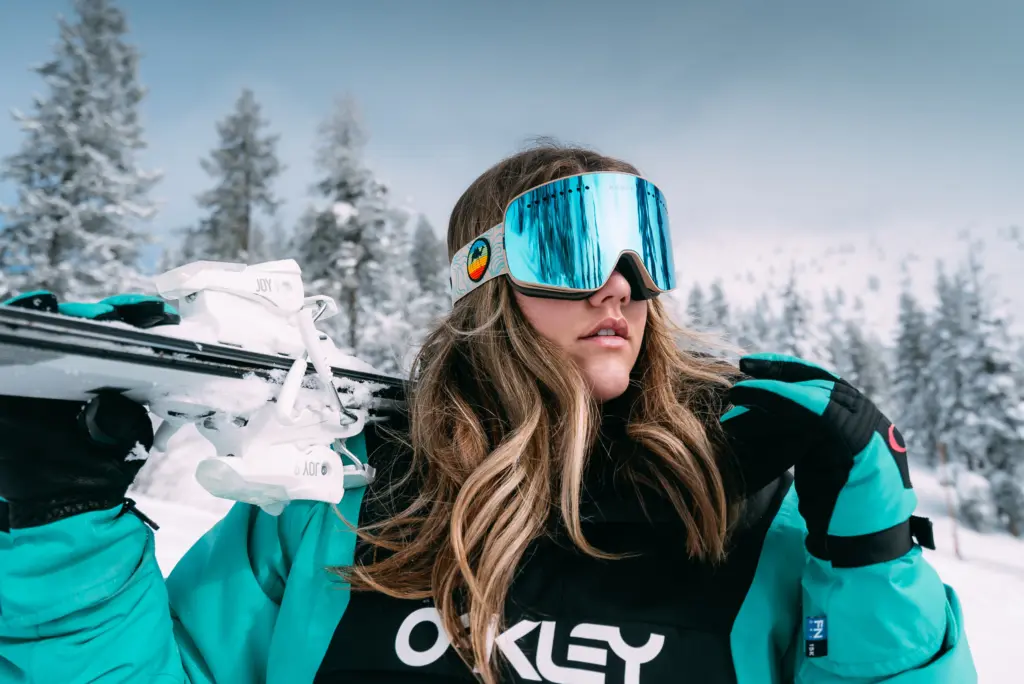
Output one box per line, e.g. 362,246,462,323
581,365,632,403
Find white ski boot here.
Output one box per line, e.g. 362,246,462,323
145,259,376,515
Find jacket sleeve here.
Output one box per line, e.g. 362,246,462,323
783,490,978,683
0,418,375,684
0,495,320,683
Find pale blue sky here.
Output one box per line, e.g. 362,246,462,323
1,0,1022,331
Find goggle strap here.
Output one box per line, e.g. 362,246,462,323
449,221,508,304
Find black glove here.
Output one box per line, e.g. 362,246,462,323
0,290,178,530
0,392,156,529
721,353,934,568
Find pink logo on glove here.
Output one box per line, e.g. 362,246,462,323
887,423,907,454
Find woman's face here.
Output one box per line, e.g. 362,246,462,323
514,271,648,402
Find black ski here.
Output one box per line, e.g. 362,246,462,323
0,305,409,405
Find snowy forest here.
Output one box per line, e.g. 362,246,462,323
1,0,1023,537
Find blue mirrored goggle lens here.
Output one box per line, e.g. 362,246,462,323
503,173,675,293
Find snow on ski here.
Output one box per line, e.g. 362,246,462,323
0,305,407,405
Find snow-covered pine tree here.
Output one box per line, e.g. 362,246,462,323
0,0,160,299
296,95,395,358
774,271,829,365
927,259,1000,527
957,248,1024,535
893,285,942,463
184,88,284,262
929,262,980,471
673,279,743,358
925,244,1024,533
978,310,1024,536
685,283,705,328
705,279,732,336
409,214,448,297
356,212,449,374
822,288,851,376
734,293,776,353
818,287,888,407
842,298,890,409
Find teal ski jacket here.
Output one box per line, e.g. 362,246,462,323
0,421,976,683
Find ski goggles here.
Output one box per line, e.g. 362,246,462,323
449,172,677,304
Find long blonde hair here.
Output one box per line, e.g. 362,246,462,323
335,142,741,682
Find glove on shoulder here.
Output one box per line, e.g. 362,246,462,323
721,353,934,568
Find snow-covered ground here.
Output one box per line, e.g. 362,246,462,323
909,467,1024,683
141,446,1023,683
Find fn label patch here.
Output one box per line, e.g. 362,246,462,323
805,616,828,658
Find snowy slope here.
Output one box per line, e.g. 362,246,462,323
672,224,1024,343
141,455,1022,683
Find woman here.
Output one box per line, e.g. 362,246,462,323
0,144,975,683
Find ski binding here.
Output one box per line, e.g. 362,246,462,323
137,258,379,515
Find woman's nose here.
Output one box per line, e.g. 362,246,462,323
588,270,631,306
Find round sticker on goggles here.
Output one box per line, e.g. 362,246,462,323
467,237,490,282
